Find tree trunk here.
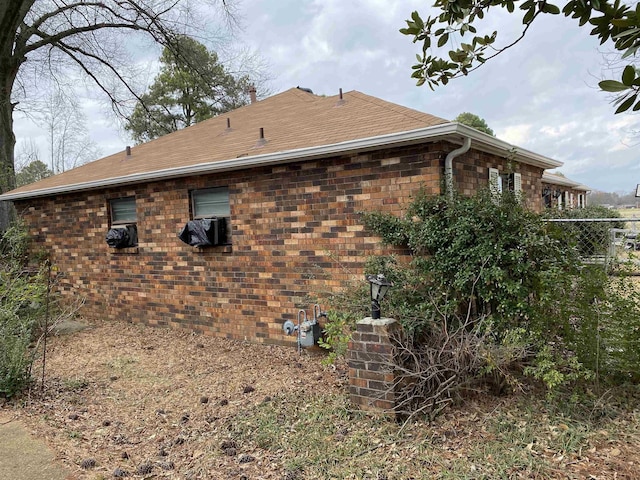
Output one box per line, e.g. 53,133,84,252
0,55,20,231
0,1,28,231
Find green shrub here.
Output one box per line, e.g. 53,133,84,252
0,221,46,398
317,311,357,365
362,189,579,339
355,189,640,400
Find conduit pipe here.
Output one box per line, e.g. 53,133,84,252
444,136,471,200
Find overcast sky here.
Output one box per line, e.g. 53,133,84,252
14,0,639,193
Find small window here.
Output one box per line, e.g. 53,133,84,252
110,196,137,225
107,196,138,249
188,187,231,246
192,187,230,219
490,169,522,195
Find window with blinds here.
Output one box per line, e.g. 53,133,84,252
110,197,137,225
191,187,230,219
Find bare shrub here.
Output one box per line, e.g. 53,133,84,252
388,312,490,423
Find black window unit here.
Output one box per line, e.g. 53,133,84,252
106,196,138,248
178,187,230,247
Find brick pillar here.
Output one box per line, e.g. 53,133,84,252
348,317,399,413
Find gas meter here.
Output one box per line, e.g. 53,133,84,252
282,305,326,353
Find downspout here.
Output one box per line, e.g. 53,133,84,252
445,136,471,200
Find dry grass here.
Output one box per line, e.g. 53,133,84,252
616,208,640,219
2,320,640,479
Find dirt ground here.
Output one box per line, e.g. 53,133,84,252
2,319,639,479
3,320,340,479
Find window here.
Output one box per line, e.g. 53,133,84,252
192,187,230,219
185,187,231,246
107,196,138,249
489,169,522,195
542,187,553,208
110,196,137,225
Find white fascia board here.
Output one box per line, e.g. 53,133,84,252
542,172,582,188
1,122,562,201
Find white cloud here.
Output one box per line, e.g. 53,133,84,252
498,124,534,145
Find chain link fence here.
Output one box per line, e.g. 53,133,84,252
544,217,640,272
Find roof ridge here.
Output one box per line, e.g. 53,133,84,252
346,90,448,124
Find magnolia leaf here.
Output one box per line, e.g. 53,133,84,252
622,65,636,86
634,100,640,111
599,80,630,92
542,4,561,14
411,11,424,28
611,18,631,28
438,33,449,47
621,45,638,59
523,8,535,24
615,93,637,114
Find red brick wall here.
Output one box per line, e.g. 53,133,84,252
15,142,544,344
453,150,544,212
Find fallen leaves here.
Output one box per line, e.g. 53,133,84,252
3,320,639,479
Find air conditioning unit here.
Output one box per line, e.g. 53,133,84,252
178,218,226,247
106,225,138,248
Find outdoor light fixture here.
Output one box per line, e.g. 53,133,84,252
366,273,392,319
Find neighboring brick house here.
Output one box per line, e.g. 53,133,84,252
2,87,568,344
541,172,590,210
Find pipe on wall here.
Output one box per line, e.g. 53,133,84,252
444,136,471,200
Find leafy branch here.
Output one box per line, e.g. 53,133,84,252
401,0,640,113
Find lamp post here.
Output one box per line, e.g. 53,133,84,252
366,273,392,319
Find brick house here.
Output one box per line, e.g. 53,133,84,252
2,87,569,344
541,172,590,209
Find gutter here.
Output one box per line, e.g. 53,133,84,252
0,123,563,201
445,136,471,200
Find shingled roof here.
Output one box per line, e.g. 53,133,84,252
1,87,562,200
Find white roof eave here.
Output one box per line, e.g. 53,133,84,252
542,172,587,189
0,123,562,201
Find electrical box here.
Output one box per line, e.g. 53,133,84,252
178,218,226,247
106,225,138,248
